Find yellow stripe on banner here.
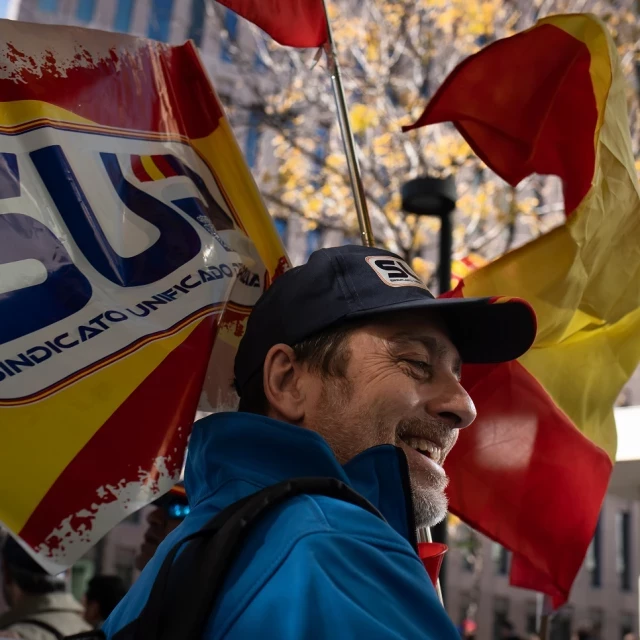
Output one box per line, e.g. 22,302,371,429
140,155,164,181
0,100,95,127
0,319,202,533
192,118,288,278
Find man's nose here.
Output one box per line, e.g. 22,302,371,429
427,376,477,429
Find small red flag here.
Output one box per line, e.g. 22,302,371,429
217,0,328,48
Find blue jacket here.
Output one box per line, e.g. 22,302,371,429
104,412,459,639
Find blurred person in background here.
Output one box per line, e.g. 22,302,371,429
0,537,90,639
82,576,126,630
135,484,189,571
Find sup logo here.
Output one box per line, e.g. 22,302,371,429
0,125,265,400
365,256,428,290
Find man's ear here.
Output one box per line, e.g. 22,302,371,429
263,344,305,423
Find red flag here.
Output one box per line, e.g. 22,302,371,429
217,0,327,48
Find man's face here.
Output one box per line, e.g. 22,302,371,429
301,312,476,527
135,507,182,571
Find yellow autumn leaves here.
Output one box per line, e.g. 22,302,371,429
257,0,639,280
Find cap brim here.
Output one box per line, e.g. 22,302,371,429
347,296,537,364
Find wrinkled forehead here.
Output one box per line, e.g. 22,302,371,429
349,310,461,362
358,309,453,343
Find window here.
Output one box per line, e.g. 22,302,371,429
385,85,400,106
586,514,602,587
492,596,510,640
525,600,537,634
220,10,238,62
419,76,430,98
616,511,632,591
148,0,174,42
621,612,635,638
311,125,330,190
114,545,136,587
313,125,330,173
588,607,604,640
462,552,474,572
245,110,262,169
188,0,205,48
550,606,573,640
113,0,134,33
492,542,510,576
274,218,288,244
458,591,471,625
459,524,477,573
253,51,267,71
75,0,95,23
37,0,58,12
306,228,322,259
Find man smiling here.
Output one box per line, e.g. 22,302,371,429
104,245,536,639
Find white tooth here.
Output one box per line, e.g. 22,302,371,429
404,437,443,464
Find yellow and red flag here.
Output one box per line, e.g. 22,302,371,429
0,21,286,572
405,14,640,606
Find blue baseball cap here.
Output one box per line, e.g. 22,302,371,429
234,245,536,395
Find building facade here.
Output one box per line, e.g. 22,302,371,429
445,493,639,640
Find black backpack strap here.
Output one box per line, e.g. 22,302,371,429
16,619,64,640
121,477,384,640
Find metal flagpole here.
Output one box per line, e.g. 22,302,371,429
536,593,552,640
319,0,443,606
422,526,444,603
320,0,375,248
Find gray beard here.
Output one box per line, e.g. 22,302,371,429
411,478,449,528
314,382,450,529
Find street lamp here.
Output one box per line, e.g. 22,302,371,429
401,175,457,606
401,175,457,295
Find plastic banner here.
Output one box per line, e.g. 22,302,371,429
0,20,287,572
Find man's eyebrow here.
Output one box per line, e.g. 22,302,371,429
388,332,462,378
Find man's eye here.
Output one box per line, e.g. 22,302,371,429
403,359,432,375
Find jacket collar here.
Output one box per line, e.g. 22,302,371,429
185,412,417,548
